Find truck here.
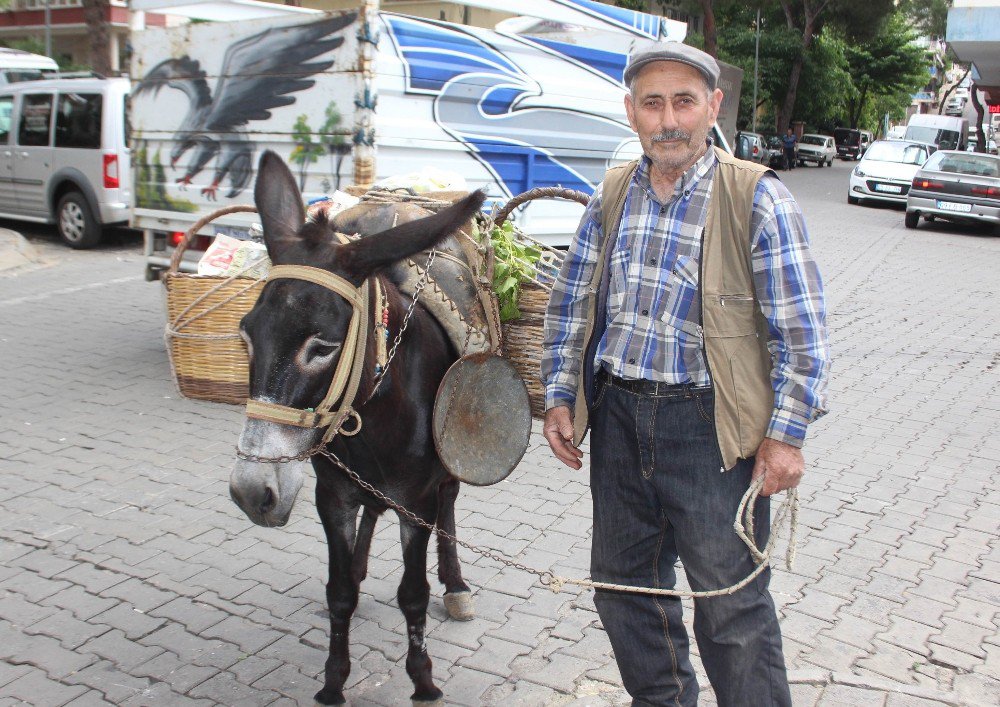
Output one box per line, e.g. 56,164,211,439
904,114,968,152
132,0,741,278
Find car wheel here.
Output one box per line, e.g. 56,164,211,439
904,211,919,229
57,192,102,249
848,195,860,205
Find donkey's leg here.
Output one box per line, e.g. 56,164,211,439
350,505,379,586
398,509,443,705
315,500,360,706
436,476,474,621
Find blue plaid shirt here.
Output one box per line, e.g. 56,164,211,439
541,150,830,447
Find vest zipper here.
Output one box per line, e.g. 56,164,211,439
697,225,727,473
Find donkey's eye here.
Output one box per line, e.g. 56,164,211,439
307,340,340,361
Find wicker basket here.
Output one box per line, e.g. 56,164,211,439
493,187,589,419
162,204,261,404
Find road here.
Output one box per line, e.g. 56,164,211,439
1,159,998,706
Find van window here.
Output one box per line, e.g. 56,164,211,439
0,96,12,144
18,94,53,146
55,93,102,149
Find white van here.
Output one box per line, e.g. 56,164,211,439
0,77,131,248
0,48,58,85
904,114,967,152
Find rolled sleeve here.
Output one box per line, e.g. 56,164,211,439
541,186,604,411
750,174,831,445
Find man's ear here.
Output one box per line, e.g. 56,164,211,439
253,150,306,262
624,92,638,134
708,87,724,126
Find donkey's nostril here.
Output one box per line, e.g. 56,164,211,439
260,486,276,516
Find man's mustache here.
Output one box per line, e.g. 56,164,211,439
651,130,691,142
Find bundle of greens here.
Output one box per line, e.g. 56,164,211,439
486,220,543,322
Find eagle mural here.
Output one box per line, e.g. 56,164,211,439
134,13,356,200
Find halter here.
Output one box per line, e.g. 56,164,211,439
244,263,371,442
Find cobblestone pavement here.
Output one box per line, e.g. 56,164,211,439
1,160,998,706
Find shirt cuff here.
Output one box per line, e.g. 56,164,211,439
766,406,810,448
544,387,576,412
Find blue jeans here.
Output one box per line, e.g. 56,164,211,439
590,379,791,707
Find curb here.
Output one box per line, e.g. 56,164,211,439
787,669,964,705
0,227,39,272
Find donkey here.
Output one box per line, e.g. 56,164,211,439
229,151,485,705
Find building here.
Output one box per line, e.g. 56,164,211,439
946,0,1000,108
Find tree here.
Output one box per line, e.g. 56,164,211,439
843,13,927,128
902,0,951,40
82,0,113,76
290,114,325,191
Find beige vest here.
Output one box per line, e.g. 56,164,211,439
572,146,774,469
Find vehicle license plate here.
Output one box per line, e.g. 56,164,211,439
936,200,972,213
874,184,902,194
213,225,252,240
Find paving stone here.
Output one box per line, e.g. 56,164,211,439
457,635,532,677
22,607,111,649
98,578,174,613
2,668,89,706
251,664,322,700
819,683,888,706
188,671,281,706
139,623,244,671
64,660,153,703
80,629,165,673
0,624,100,679
132,650,218,693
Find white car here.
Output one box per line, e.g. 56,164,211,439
797,134,836,167
848,140,934,205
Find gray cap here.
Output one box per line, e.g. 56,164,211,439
623,41,720,90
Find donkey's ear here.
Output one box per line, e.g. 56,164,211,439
338,190,486,281
254,151,306,260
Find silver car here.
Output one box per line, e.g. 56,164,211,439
904,150,1000,232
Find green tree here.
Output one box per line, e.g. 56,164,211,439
902,0,951,39
319,102,351,191
843,13,927,129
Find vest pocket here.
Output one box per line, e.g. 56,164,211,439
703,293,758,337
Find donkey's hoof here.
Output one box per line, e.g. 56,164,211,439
444,590,474,621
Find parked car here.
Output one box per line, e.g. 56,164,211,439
0,48,58,86
904,150,1000,232
764,135,786,168
848,139,934,205
944,96,966,116
905,114,967,151
797,134,835,166
734,131,767,164
834,128,873,160
0,76,131,248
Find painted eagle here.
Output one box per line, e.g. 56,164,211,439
134,13,355,200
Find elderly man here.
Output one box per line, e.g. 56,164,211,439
541,42,829,706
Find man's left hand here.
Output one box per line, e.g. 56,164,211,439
752,438,804,496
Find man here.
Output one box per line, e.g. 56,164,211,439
781,127,798,170
541,41,829,707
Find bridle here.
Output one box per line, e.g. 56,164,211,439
243,263,371,445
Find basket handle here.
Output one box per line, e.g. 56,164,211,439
493,187,590,228
166,204,259,275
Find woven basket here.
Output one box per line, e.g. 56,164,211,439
162,204,261,404
493,187,589,419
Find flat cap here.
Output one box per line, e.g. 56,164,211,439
624,40,720,90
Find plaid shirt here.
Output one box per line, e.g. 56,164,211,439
541,149,830,446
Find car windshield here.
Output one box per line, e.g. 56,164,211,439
864,142,928,165
800,135,826,146
923,152,1000,177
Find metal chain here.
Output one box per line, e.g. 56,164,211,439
363,249,438,403
315,447,556,584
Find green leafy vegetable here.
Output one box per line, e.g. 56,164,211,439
486,220,543,322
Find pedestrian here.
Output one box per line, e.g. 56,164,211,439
540,40,829,707
781,127,797,170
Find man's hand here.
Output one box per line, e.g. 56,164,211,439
543,406,584,470
752,438,804,496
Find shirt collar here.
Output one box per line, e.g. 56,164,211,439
635,139,717,204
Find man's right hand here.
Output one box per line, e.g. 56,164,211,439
543,405,584,470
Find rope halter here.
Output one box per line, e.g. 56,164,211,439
244,263,371,442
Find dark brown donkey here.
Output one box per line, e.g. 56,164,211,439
229,151,485,705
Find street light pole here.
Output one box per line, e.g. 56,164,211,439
752,7,760,134
44,0,52,58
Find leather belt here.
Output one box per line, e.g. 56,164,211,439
600,369,711,397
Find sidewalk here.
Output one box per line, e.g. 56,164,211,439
0,227,39,272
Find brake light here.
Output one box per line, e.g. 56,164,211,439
912,178,945,190
169,231,212,252
753,145,759,155
971,185,999,198
103,153,119,189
